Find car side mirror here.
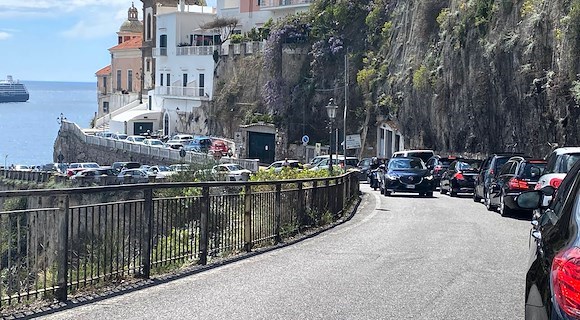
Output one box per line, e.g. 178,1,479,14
379,164,385,170
516,191,543,209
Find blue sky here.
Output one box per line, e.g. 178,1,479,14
0,0,217,83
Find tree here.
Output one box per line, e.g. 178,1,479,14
201,17,239,44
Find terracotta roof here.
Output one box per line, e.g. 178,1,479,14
109,36,142,51
95,65,111,76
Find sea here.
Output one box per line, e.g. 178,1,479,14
0,81,96,167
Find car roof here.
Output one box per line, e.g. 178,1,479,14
552,147,580,155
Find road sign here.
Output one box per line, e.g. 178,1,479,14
345,134,362,149
301,135,310,146
213,151,222,161
179,149,186,158
315,143,321,156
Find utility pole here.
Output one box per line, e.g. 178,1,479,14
343,50,348,157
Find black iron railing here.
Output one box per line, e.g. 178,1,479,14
0,173,359,309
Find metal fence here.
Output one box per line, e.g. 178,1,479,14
0,173,359,309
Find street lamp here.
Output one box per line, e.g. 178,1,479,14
4,154,7,178
326,98,338,174
57,113,66,125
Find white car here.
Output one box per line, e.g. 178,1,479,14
535,147,580,206
126,135,146,144
116,168,152,184
213,163,252,181
143,139,166,148
266,160,303,172
147,165,176,178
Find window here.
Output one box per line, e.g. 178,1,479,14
103,76,108,94
199,73,204,96
127,70,133,92
146,13,152,41
166,74,170,87
159,34,167,55
103,101,109,113
160,73,163,86
183,73,188,87
146,59,150,72
118,36,122,44
116,70,122,91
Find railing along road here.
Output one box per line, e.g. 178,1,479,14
0,173,359,308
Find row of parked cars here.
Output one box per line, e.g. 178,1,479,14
361,147,580,319
93,131,232,156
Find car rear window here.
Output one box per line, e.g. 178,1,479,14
407,152,434,163
519,162,546,180
493,157,510,170
558,153,580,173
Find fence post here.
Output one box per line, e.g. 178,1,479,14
275,183,282,243
311,180,317,214
56,195,70,302
200,186,210,265
142,188,153,278
244,185,252,252
297,182,304,229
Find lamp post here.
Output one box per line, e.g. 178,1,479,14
57,113,66,125
325,98,338,175
4,154,7,178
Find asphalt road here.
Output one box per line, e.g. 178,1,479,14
40,185,531,319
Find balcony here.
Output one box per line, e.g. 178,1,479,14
176,45,220,56
259,0,312,10
154,86,209,100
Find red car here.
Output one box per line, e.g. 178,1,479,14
210,140,229,155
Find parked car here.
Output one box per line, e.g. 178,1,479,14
426,155,459,187
66,162,100,177
487,156,546,215
95,131,114,139
171,134,194,142
392,150,435,163
111,133,128,140
213,163,252,181
143,139,166,148
70,167,117,183
183,136,212,153
309,156,358,172
116,168,152,184
165,140,185,149
304,155,330,169
13,164,32,171
534,147,580,209
41,163,68,174
111,161,141,173
147,165,175,178
356,158,373,181
266,159,303,172
210,139,230,155
473,152,526,204
380,157,435,197
126,135,146,144
439,159,481,196
516,159,580,319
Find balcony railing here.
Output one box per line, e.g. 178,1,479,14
176,45,220,56
259,0,312,9
154,86,207,99
153,47,167,57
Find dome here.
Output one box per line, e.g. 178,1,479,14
119,2,142,34
120,20,143,34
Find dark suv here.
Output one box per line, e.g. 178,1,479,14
487,156,546,215
474,153,526,204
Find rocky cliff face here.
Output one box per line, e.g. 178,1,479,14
210,0,579,159
381,0,579,157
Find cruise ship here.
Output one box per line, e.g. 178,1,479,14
0,75,29,103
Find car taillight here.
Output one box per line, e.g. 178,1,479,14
550,178,563,189
508,177,529,190
552,247,580,318
453,172,465,180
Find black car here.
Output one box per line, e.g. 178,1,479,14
517,159,580,319
487,156,546,216
426,155,461,187
439,159,481,196
474,152,526,204
380,157,435,197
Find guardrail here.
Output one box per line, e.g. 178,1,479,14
0,172,359,308
61,121,259,171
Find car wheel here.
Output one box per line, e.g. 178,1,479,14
385,191,391,196
485,190,494,211
440,187,447,195
426,191,434,197
499,193,511,217
450,189,457,197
